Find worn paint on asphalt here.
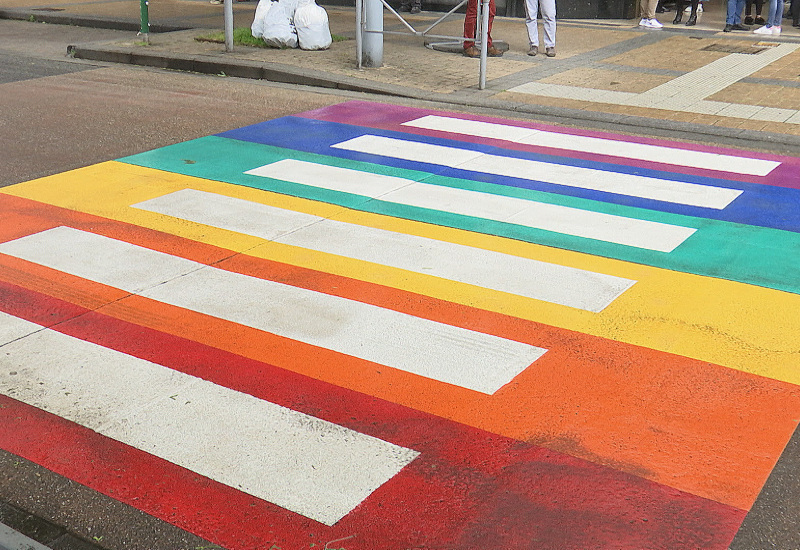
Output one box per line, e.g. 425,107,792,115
1,101,799,549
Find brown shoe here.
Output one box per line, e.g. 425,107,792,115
545,46,556,57
528,45,538,56
463,46,480,57
487,46,503,57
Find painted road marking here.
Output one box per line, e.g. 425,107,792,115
3,253,800,513
135,188,636,312
87,142,800,294
298,102,800,188
330,135,744,209
0,312,419,526
0,291,748,550
0,227,547,394
213,116,800,231
6,173,800,386
2,98,800,550
509,44,800,124
401,115,781,176
246,159,697,252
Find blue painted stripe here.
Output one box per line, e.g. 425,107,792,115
218,117,800,234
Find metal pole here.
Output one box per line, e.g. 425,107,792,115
224,0,234,52
139,0,149,44
478,0,489,89
363,0,383,67
356,0,363,68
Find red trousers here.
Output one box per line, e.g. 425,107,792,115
463,0,495,48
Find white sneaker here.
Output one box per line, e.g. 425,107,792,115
772,25,781,34
638,17,649,26
753,24,773,33
646,18,664,27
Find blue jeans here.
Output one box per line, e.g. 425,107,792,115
726,0,746,23
765,0,784,25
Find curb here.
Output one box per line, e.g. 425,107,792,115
0,522,50,550
0,501,104,550
67,42,423,96
0,8,189,33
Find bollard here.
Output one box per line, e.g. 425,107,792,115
362,0,384,67
478,0,489,88
224,0,234,51
139,0,149,43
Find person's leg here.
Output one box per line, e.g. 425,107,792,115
754,0,779,29
764,0,778,25
487,0,496,46
673,0,684,21
754,0,765,21
686,0,700,23
540,0,556,48
641,0,657,18
524,0,540,49
463,0,477,49
769,0,783,26
726,0,737,23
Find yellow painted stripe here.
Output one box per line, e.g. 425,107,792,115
5,161,800,385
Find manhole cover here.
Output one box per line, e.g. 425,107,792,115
701,43,767,54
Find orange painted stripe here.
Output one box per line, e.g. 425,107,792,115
1,194,798,511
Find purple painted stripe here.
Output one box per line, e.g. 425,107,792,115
296,101,800,190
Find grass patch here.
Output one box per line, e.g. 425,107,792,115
195,26,349,48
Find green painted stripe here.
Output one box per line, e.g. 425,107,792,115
119,136,800,295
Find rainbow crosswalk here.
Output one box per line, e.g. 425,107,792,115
2,101,800,549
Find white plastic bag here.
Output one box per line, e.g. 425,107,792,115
294,0,332,50
280,0,301,20
261,0,298,48
251,0,273,39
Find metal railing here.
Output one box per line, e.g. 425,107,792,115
216,0,491,87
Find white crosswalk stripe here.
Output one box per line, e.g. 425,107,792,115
331,135,743,209
0,312,419,526
246,159,697,252
0,227,547,395
401,115,781,176
135,188,636,312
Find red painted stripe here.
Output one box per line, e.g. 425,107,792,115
295,101,800,188
1,193,798,511
0,282,746,550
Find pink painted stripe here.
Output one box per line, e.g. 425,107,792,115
295,101,800,189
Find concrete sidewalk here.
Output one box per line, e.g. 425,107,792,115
2,0,800,145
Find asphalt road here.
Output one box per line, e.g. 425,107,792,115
2,16,800,550
0,19,347,188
